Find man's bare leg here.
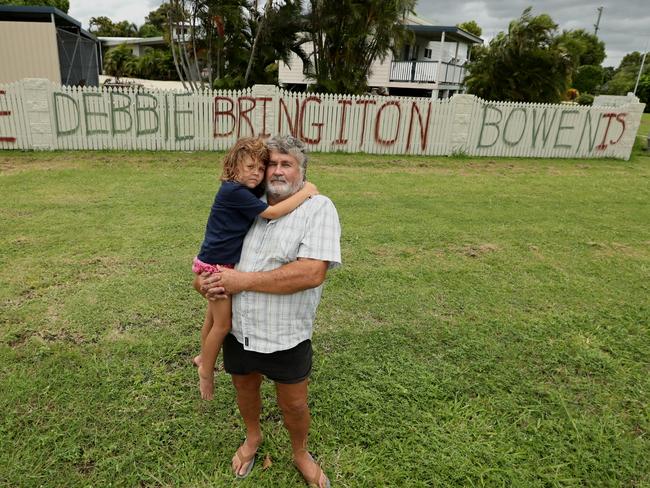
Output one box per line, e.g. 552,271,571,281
231,373,264,476
276,380,329,487
197,297,231,400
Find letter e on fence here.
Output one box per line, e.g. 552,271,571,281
0,90,16,143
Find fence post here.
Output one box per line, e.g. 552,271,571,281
22,78,55,150
619,101,646,160
449,94,477,155
251,84,279,138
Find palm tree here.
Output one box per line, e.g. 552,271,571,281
465,8,573,102
305,0,416,94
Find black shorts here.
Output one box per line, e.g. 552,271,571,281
222,333,312,384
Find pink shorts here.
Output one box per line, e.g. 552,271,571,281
192,257,234,274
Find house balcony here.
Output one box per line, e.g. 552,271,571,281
389,60,467,85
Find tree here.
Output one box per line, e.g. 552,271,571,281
165,0,308,90
603,51,650,95
89,16,138,37
140,3,171,37
305,0,417,94
573,64,604,94
556,29,605,68
102,44,136,81
134,48,177,80
0,0,69,13
457,20,482,37
243,0,309,86
138,23,162,38
636,75,650,112
464,7,573,103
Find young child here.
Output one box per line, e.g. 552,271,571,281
193,137,317,400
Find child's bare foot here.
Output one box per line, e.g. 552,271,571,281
198,365,214,400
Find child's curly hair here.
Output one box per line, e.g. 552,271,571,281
220,137,269,182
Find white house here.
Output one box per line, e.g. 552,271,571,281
279,15,482,98
98,36,166,58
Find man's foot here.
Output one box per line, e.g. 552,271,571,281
232,437,262,478
197,365,214,400
293,449,330,488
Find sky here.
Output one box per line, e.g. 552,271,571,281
69,0,650,68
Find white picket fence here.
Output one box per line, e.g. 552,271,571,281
0,79,645,160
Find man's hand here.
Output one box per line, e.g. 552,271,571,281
197,271,228,300
197,259,328,300
200,267,247,297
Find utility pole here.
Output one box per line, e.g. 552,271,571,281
633,40,649,95
594,7,603,36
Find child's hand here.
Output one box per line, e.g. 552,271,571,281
303,181,319,197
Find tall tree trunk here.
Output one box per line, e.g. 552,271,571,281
190,5,203,89
168,2,189,91
244,0,272,86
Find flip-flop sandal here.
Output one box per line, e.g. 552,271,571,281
234,445,257,479
295,451,331,488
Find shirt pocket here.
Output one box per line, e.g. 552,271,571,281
267,222,304,264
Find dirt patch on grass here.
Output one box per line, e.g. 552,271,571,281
7,327,89,347
37,328,88,344
454,243,500,257
586,241,648,259
0,158,83,175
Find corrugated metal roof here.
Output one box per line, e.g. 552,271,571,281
0,5,97,41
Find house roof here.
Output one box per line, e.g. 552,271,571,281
99,36,165,47
0,5,97,41
406,25,483,44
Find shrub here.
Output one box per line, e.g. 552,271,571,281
577,93,594,105
103,44,136,81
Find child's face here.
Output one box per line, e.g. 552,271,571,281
236,156,265,189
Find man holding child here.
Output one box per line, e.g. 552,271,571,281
196,135,341,487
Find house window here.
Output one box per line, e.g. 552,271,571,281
424,48,432,59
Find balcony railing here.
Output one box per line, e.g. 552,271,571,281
389,61,467,84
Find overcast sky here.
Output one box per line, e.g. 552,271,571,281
69,0,650,68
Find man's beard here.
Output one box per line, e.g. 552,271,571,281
266,176,302,200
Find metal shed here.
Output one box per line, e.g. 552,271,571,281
0,5,100,86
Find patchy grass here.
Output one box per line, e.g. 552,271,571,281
1,147,649,487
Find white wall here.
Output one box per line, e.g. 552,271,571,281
0,22,61,84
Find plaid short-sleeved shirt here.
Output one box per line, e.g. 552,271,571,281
231,195,342,353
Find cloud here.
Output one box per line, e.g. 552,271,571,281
69,0,152,30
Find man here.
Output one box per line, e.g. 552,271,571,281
197,135,340,487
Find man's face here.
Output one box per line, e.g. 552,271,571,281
266,151,303,199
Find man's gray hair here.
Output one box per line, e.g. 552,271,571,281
266,135,308,179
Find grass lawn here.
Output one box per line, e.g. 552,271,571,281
1,138,649,487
